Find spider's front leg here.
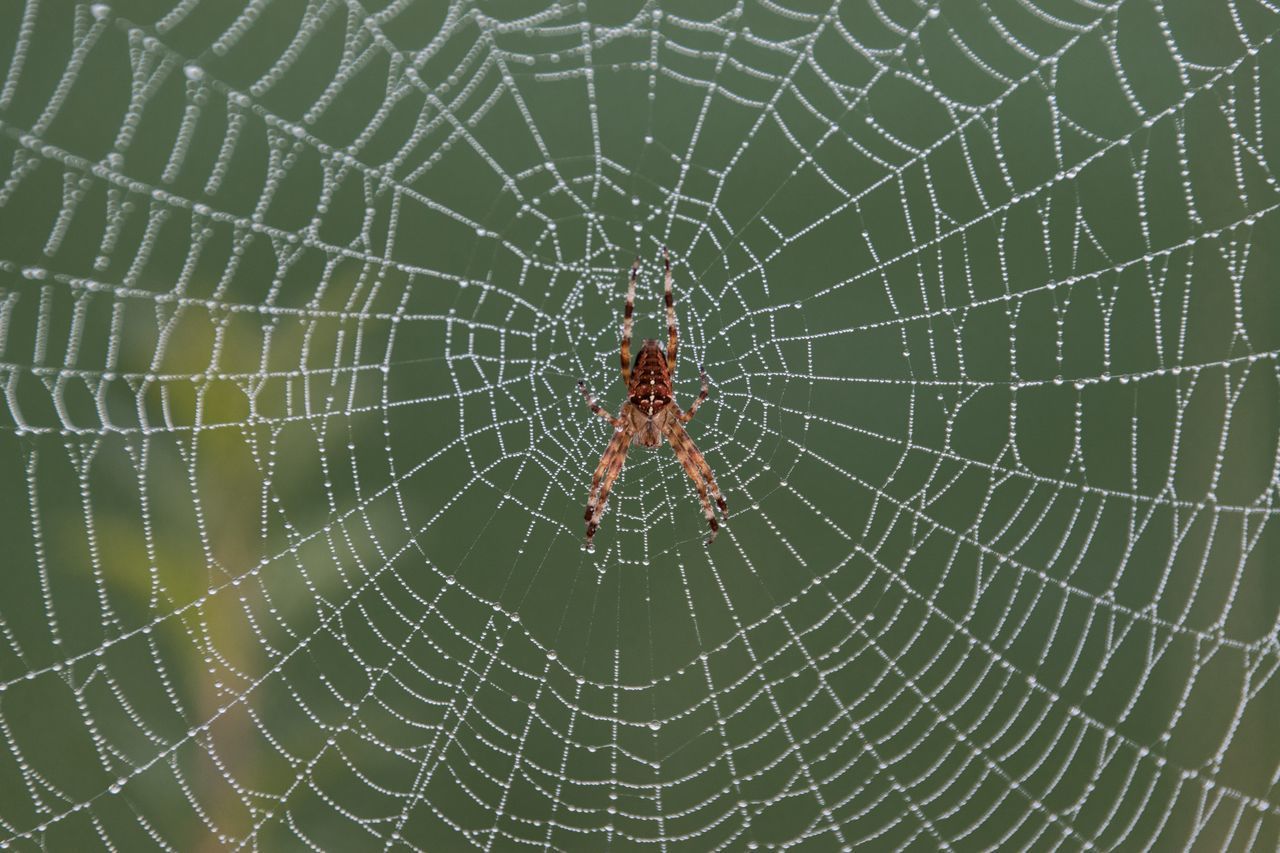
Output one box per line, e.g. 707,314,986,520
584,425,632,549
664,419,728,545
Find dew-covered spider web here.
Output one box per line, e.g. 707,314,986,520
1,0,1279,849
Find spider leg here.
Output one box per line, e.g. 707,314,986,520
695,447,729,523
663,419,726,544
578,380,618,424
588,432,618,499
585,426,632,549
680,427,732,527
620,258,638,385
673,418,728,523
679,367,709,423
663,248,677,370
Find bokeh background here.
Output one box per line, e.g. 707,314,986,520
0,0,1277,849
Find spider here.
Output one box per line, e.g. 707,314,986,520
578,250,728,550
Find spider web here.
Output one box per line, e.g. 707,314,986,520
0,0,1278,849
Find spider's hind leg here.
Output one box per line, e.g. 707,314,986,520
620,259,638,385
664,249,678,369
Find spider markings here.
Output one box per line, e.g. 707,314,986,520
578,250,728,550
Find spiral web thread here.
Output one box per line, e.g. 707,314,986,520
0,0,1278,849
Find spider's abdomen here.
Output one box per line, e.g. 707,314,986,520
629,340,673,417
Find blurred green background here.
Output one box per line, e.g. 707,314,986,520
0,0,1277,849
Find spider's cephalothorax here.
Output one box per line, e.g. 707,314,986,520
578,250,728,550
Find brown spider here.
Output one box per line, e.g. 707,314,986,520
579,250,728,550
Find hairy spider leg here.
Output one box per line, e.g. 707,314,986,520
664,419,725,543
692,439,729,522
586,429,623,513
679,368,709,423
578,380,617,425
620,258,638,385
664,249,678,369
673,415,727,521
585,428,631,548
680,420,732,525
